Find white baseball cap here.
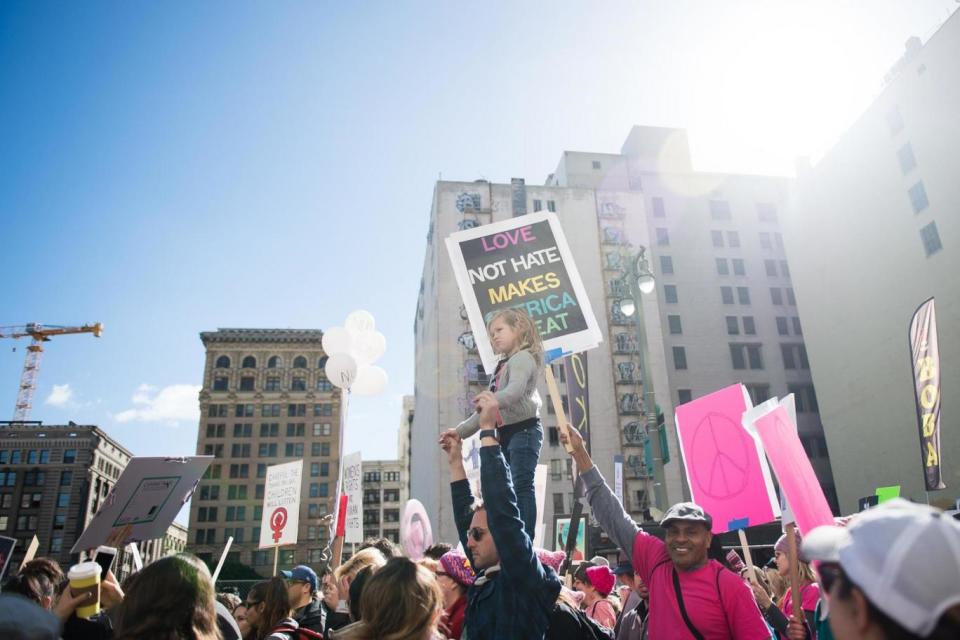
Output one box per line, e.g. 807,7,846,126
803,498,960,636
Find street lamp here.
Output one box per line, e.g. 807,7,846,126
617,246,669,513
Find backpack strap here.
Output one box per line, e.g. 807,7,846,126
672,567,706,640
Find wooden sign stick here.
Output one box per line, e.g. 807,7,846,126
786,523,803,622
331,535,344,570
737,529,759,586
544,366,574,453
273,544,280,577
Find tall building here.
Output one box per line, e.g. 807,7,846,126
361,459,407,543
188,329,344,572
413,127,836,544
398,396,414,500
0,421,131,568
788,15,960,513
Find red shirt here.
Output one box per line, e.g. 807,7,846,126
442,594,467,639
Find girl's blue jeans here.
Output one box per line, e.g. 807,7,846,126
502,419,543,541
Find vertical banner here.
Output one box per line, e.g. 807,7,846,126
564,352,591,498
614,455,624,505
909,297,945,490
534,464,547,548
259,460,303,549
446,211,603,374
341,452,363,544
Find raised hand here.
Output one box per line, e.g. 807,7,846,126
440,430,463,466
558,424,586,454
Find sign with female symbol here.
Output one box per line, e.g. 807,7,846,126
675,384,780,533
259,461,302,549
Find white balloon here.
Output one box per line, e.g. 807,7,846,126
325,353,358,389
351,365,388,396
345,310,376,334
352,330,387,366
322,326,353,356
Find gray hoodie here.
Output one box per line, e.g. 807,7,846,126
455,349,542,438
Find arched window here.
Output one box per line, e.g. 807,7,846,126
267,356,281,369
318,356,329,370
293,356,308,369
242,356,257,369
215,356,230,369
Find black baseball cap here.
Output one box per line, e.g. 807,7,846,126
659,502,713,529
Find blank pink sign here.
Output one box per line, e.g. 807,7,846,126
675,384,779,533
753,406,834,535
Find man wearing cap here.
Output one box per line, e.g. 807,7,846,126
804,498,960,640
561,426,769,639
613,551,649,640
281,565,326,634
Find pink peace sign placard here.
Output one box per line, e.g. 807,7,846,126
675,384,780,533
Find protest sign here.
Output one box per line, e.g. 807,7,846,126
446,211,602,374
400,499,434,560
19,534,39,570
73,457,212,553
259,460,303,549
909,297,944,490
752,405,834,536
875,485,901,503
0,535,16,581
211,536,233,583
461,434,482,500
341,452,363,544
554,517,585,561
675,384,780,533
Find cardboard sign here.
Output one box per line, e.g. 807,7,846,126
875,485,901,504
19,534,39,571
0,535,16,581
674,384,780,533
72,457,212,553
554,517,585,562
446,211,602,373
752,406,834,536
258,460,303,549
400,499,434,560
341,452,363,544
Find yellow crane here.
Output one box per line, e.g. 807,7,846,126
0,323,103,421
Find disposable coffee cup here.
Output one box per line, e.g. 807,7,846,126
68,561,101,619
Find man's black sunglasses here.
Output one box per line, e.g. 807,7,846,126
467,526,488,542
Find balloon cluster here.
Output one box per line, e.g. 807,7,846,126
322,310,388,396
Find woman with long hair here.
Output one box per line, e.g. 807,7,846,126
329,557,444,640
243,577,298,640
111,554,220,640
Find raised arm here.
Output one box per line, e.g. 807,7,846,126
441,430,476,563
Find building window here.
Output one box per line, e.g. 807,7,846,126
726,316,740,335
745,384,771,405
231,444,250,458
63,450,76,464
742,316,756,335
792,317,803,335
730,344,764,370
239,377,255,391
27,450,38,464
289,377,305,391
771,288,784,305
757,203,778,222
732,259,745,276
721,286,734,305
263,403,281,417
677,389,692,404
727,231,740,248
664,285,678,304
213,377,229,391
57,493,69,508
716,258,729,275
759,232,772,249
789,384,819,413
711,230,724,247
260,423,279,437
780,317,797,337
786,288,796,305
208,404,228,417
60,471,73,486
668,315,683,335
908,181,928,213
652,197,666,218
920,221,943,257
709,200,731,220
737,287,750,305
553,493,565,514
215,356,230,368
659,255,674,274
286,423,305,437
242,356,256,369
764,259,777,277
284,443,304,457
655,228,670,246
233,423,252,438
780,260,790,278
547,200,556,212
314,404,333,417
288,404,306,417
781,344,810,370
897,143,916,174
235,404,255,417
258,443,278,457
592,160,602,170
533,199,542,212
672,346,688,370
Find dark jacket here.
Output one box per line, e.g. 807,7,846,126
322,600,350,633
294,598,326,634
452,444,561,639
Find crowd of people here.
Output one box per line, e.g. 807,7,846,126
1,309,959,639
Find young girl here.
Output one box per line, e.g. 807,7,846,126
446,308,544,540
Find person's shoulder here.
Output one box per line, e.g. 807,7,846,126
508,349,538,367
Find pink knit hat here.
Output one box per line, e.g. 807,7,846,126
586,565,616,597
535,548,566,573
439,550,476,587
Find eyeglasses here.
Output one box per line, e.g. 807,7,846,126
467,527,487,542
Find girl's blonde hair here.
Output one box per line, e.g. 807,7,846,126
353,557,444,640
334,547,387,586
487,308,544,366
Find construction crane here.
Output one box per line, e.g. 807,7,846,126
0,323,103,421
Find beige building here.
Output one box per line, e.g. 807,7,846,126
413,126,835,544
0,421,131,568
361,459,407,543
787,16,960,513
188,329,344,572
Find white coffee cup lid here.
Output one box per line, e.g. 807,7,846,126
68,561,101,580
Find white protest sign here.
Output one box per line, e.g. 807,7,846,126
446,211,603,373
258,460,303,549
341,452,363,544
72,457,212,553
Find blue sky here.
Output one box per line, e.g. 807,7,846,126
2,0,956,470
